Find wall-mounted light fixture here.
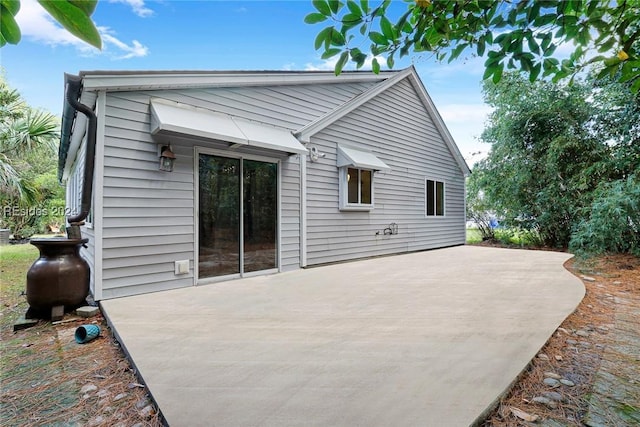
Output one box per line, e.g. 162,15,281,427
309,146,326,162
159,144,176,172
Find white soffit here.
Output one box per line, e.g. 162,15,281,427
337,145,390,172
149,99,307,155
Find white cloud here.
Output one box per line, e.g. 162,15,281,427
304,56,339,71
438,103,493,167
107,0,154,17
101,31,149,59
15,0,149,59
438,103,492,124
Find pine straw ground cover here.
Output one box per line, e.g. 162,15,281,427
0,244,161,427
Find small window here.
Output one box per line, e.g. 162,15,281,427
340,167,374,210
426,179,445,216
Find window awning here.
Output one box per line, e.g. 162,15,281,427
149,99,307,155
337,145,390,172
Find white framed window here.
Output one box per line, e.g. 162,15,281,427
336,144,390,212
339,166,374,210
425,179,445,217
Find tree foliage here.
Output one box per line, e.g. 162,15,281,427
570,175,640,255
306,0,640,92
473,72,640,252
0,77,63,238
465,166,495,241
0,0,101,49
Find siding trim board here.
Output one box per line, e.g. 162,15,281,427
79,70,398,92
93,91,106,300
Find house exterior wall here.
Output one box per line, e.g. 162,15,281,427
305,78,466,265
95,81,377,299
65,140,96,295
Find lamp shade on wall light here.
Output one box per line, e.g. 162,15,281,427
159,145,176,172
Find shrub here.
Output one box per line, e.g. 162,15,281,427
569,175,640,256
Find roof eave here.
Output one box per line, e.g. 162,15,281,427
78,69,400,92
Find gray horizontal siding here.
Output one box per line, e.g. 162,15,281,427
305,78,466,265
97,80,374,297
101,96,195,295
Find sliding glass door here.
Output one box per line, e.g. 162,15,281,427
198,154,277,280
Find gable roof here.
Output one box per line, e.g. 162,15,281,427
294,66,470,176
59,68,470,180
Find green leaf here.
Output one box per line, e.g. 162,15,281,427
312,0,331,16
449,43,466,63
304,13,328,24
529,62,541,82
395,10,411,33
330,28,346,46
369,31,388,45
342,13,363,27
534,14,557,26
321,47,342,59
603,56,621,67
1,0,20,15
631,76,640,94
597,37,616,53
492,63,504,84
386,54,395,69
38,0,102,49
0,31,6,47
69,0,98,16
0,3,21,45
314,26,332,50
380,16,394,39
526,1,541,23
335,51,349,75
527,34,540,55
346,0,361,15
328,0,342,14
477,39,486,56
482,64,495,80
372,57,380,74
360,0,369,13
541,32,552,52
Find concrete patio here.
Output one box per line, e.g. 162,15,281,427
101,246,584,427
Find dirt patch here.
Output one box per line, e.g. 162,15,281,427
481,253,640,426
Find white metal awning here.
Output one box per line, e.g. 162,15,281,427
337,145,390,172
149,98,307,155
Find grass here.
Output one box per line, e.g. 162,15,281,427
466,227,544,248
466,228,483,244
0,244,39,329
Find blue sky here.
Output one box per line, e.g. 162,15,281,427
2,0,492,165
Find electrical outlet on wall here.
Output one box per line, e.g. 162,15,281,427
175,260,190,275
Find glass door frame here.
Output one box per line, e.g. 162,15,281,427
194,146,281,285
